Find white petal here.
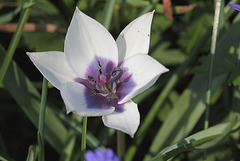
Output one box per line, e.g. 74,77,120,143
27,51,77,90
64,7,118,78
118,54,169,104
102,101,140,137
116,10,154,62
60,82,115,116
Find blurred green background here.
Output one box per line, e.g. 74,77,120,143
0,0,240,160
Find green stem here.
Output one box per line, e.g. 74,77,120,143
0,0,35,83
38,77,48,161
117,131,125,160
204,0,221,160
81,117,88,161
205,0,221,131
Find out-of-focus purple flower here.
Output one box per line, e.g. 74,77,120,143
85,148,120,161
229,4,240,11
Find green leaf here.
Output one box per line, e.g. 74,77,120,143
0,45,67,153
102,0,116,29
0,151,15,161
0,0,36,82
0,133,7,155
143,74,227,161
191,55,236,77
196,115,238,149
22,32,64,51
31,0,70,26
231,88,240,113
26,145,38,161
151,42,186,65
230,71,240,87
144,18,240,161
0,2,35,23
125,13,210,161
37,77,48,161
156,4,197,14
60,130,76,161
151,119,240,161
125,0,149,7
52,108,102,149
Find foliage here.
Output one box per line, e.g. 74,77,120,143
0,0,240,160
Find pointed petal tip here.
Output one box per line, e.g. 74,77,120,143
66,107,71,114
164,67,170,73
128,130,136,138
26,52,33,56
75,6,82,13
121,131,135,138
102,101,139,136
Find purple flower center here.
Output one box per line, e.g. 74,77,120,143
88,61,123,100
74,57,136,111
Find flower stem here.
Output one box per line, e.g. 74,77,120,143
38,77,48,161
117,130,125,160
81,117,88,161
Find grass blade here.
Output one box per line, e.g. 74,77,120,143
205,0,221,130
151,119,240,161
102,0,116,29
0,0,35,82
37,77,48,161
0,2,35,23
125,14,209,161
143,13,240,161
26,145,38,161
0,45,68,153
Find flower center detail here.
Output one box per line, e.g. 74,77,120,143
87,61,123,100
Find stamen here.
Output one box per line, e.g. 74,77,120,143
96,84,107,94
112,67,121,76
106,92,114,100
86,61,124,100
114,72,122,83
88,76,96,84
90,89,99,96
97,61,102,74
112,82,116,91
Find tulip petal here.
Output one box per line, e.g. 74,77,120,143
116,10,154,62
27,51,77,90
102,100,139,137
64,7,118,78
118,54,169,104
60,82,115,116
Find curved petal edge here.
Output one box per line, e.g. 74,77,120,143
102,100,140,137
